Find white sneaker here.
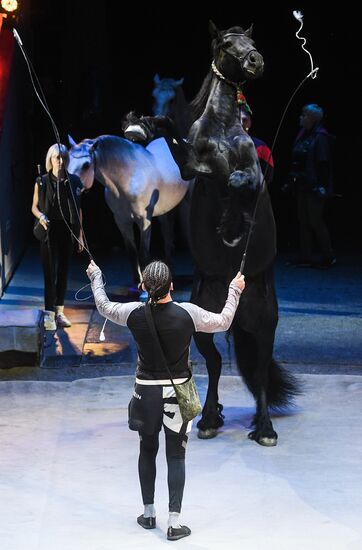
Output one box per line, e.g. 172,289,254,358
55,306,72,328
44,310,56,331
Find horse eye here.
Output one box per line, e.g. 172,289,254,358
82,161,90,170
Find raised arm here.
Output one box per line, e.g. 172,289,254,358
179,273,245,333
86,261,140,326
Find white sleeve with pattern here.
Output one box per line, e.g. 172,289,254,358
90,270,141,326
177,283,242,333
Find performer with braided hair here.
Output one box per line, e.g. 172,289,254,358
86,259,245,541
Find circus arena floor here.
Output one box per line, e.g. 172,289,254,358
0,246,361,550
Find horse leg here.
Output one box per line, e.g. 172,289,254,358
230,135,262,192
232,323,278,447
157,211,176,266
137,216,152,271
177,190,193,251
193,332,225,439
104,189,141,283
116,220,140,283
111,208,140,284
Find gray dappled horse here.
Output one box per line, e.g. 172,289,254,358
68,134,190,282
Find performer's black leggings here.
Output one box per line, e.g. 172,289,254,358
138,426,188,513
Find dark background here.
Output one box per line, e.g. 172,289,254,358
18,1,362,255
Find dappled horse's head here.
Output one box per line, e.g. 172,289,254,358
152,74,184,116
210,21,264,82
68,137,98,190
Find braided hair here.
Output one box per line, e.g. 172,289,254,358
141,260,172,305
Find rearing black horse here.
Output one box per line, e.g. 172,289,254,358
187,22,299,445
126,22,299,445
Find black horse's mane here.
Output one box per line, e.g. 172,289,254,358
190,26,247,123
162,85,192,137
190,71,213,123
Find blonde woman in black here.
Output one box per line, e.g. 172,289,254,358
32,143,84,330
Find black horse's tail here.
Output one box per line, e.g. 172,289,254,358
265,359,302,410
233,331,302,410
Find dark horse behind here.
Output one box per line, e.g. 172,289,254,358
129,22,300,446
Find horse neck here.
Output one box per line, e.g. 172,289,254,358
203,78,240,129
94,139,128,184
155,92,192,137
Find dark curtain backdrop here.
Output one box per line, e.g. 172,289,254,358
28,1,360,253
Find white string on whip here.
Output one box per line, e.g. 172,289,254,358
74,273,108,341
99,318,107,342
293,10,319,79
74,282,94,301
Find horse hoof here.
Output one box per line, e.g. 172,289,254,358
258,437,278,447
124,125,148,142
248,431,278,447
194,163,212,174
222,236,242,248
197,428,218,439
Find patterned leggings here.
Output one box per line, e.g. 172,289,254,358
138,427,188,513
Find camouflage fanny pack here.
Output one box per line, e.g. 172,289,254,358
174,376,202,423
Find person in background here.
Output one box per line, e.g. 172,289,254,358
86,259,245,541
284,104,336,268
240,110,274,186
31,143,84,330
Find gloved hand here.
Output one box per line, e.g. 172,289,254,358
86,260,101,279
231,272,245,292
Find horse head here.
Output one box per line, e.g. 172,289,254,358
209,21,264,82
152,74,184,116
152,74,191,137
68,135,98,190
186,22,266,252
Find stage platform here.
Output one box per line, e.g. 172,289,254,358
1,246,362,549
0,373,361,549
0,245,361,379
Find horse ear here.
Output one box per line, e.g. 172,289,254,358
209,20,222,41
68,134,77,147
154,74,161,85
244,24,253,38
175,77,184,87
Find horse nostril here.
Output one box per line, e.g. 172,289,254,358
249,53,256,63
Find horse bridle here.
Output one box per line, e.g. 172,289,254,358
70,146,97,174
211,32,259,113
220,33,259,66
211,60,252,114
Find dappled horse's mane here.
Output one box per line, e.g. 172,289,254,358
190,26,247,123
92,135,144,169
